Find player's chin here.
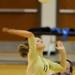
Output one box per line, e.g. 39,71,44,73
38,45,45,50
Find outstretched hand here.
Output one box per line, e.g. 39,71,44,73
2,27,9,32
56,41,65,51
2,27,34,38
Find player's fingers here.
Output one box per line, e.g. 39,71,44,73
56,41,63,47
2,27,9,32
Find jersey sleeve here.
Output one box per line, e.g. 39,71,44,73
28,35,38,60
48,60,64,73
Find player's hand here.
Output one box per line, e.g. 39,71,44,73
56,41,65,51
2,27,9,32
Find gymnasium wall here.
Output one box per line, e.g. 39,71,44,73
57,0,75,63
41,0,57,53
0,0,41,51
57,0,75,41
0,0,41,41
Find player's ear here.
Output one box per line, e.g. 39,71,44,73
17,44,28,57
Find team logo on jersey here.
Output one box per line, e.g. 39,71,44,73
43,64,48,72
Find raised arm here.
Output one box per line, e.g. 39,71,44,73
47,41,67,73
2,27,33,38
2,28,37,60
56,41,67,71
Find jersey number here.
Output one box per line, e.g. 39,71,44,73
43,64,48,72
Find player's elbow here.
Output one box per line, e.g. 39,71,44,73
59,65,67,73
62,65,67,72
27,32,34,37
60,67,65,72
55,66,66,73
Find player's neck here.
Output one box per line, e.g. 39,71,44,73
37,49,43,57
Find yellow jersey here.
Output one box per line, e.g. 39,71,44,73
26,35,63,75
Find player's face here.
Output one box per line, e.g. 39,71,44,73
35,37,45,50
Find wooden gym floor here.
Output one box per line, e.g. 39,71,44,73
0,64,74,75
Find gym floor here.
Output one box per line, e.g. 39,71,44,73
0,64,26,75
0,52,74,75
0,64,74,75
